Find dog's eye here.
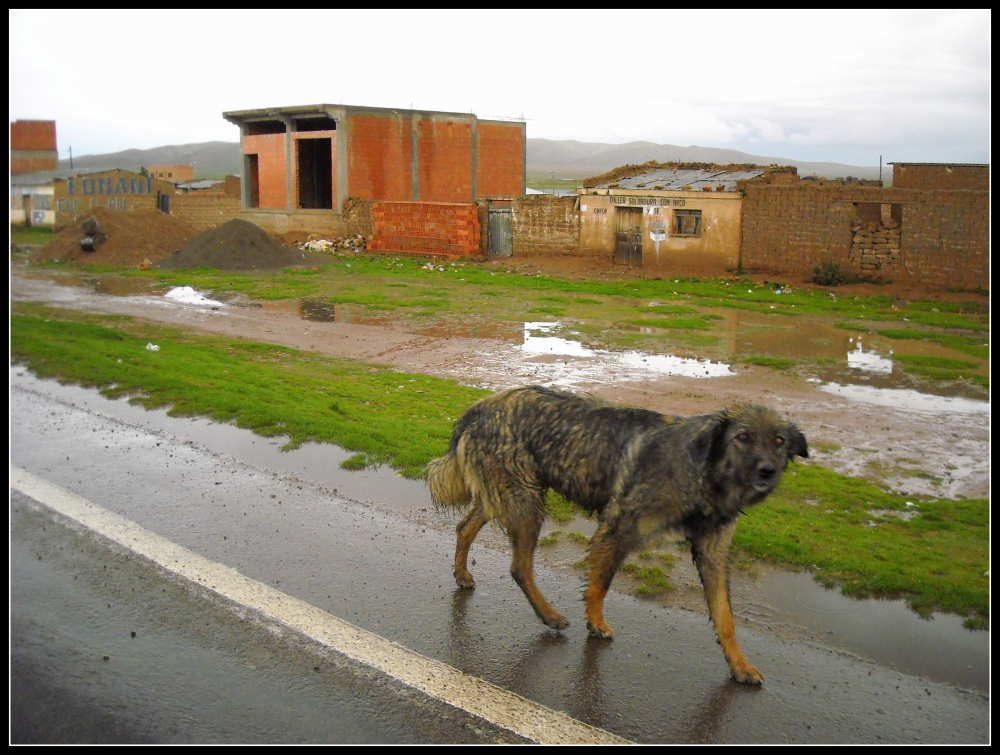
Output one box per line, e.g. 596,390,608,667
736,431,749,443
775,436,785,447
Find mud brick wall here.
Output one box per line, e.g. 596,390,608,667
417,119,473,202
369,201,480,258
899,190,989,289
892,164,989,191
476,122,525,198
342,196,374,238
171,195,242,231
741,185,989,289
511,195,581,256
347,113,413,201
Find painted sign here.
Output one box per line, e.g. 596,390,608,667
611,196,686,207
68,175,153,196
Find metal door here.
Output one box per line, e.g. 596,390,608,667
615,207,642,265
488,208,513,257
157,193,171,214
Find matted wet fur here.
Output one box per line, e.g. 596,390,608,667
427,385,808,684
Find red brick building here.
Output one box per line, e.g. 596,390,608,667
222,104,526,235
148,164,196,182
889,162,989,191
10,120,58,175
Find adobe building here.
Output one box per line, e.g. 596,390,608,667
11,120,58,175
148,164,196,182
576,163,797,274
889,162,989,190
222,104,526,235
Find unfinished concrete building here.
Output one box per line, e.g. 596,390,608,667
222,104,526,236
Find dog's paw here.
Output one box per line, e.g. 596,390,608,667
586,619,615,639
542,612,570,630
454,569,476,589
731,662,764,685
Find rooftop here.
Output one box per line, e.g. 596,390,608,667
587,166,766,192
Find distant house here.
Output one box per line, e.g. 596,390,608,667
11,167,177,227
222,103,526,235
11,120,58,175
148,164,196,182
577,163,795,272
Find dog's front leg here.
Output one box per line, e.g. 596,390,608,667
454,504,489,588
584,521,633,638
690,520,762,685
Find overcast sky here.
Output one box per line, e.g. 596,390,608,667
9,10,990,166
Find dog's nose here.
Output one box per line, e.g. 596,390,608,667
758,464,776,481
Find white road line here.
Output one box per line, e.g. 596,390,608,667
10,466,629,745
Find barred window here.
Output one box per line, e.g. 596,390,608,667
673,209,702,236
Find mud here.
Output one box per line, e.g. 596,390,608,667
11,269,989,501
155,219,327,271
32,208,196,268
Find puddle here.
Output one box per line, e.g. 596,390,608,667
22,272,163,297
760,571,989,692
819,383,990,415
164,286,225,307
846,340,893,374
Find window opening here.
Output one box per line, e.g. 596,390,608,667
295,117,336,132
247,120,285,136
246,154,260,208
297,138,333,209
673,209,702,236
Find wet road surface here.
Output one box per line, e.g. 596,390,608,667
9,371,988,743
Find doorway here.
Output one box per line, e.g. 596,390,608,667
297,138,333,210
615,207,642,265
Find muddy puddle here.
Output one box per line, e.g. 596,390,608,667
10,367,988,692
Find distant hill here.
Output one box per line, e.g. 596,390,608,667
57,141,242,179
57,138,881,181
527,139,882,181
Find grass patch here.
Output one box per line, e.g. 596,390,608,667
877,329,989,360
567,532,590,545
11,225,56,245
538,532,561,547
620,563,674,596
810,440,842,454
740,355,796,370
832,321,871,332
546,489,591,523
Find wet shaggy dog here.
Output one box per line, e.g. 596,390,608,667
427,386,807,684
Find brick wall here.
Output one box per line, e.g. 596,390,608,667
172,194,241,231
244,132,287,209
477,122,524,198
347,113,413,200
741,184,989,290
512,195,580,255
369,201,479,258
892,164,989,191
11,120,56,151
149,165,195,182
11,155,58,174
417,119,473,202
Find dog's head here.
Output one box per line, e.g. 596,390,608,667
690,404,808,508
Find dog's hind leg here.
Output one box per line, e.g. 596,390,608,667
509,511,569,630
690,520,763,685
454,503,488,588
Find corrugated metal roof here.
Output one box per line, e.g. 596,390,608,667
177,179,223,190
592,167,765,192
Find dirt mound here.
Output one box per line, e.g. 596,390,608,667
33,208,197,267
154,219,315,271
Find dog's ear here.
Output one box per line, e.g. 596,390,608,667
787,424,809,459
689,414,729,468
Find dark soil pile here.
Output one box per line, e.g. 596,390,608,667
154,219,315,271
33,208,197,267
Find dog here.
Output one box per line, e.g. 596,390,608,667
427,385,807,684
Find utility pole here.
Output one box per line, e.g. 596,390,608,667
69,146,73,169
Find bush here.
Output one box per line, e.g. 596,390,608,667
812,261,847,286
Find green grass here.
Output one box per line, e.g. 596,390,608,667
740,355,796,370
877,329,990,360
620,563,674,596
11,225,56,245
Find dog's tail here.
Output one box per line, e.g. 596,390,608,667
427,451,472,509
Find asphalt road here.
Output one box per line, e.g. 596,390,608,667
9,368,989,743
